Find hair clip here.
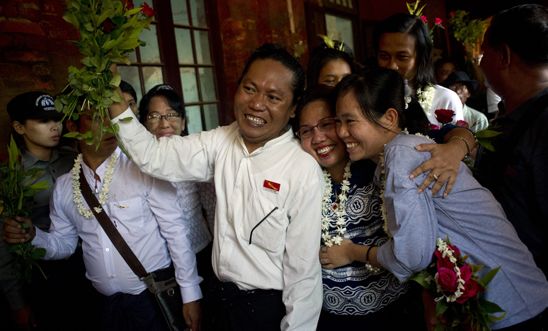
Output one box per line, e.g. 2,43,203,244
318,34,345,52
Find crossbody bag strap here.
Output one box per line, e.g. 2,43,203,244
78,167,148,278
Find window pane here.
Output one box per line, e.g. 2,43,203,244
175,28,194,64
198,67,216,102
180,67,199,102
127,50,137,63
186,105,203,133
325,14,354,52
143,66,164,92
194,30,211,64
140,25,161,63
171,0,189,25
118,66,144,101
190,0,207,27
203,104,219,130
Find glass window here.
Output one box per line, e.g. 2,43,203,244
140,25,161,63
180,68,199,103
204,104,219,129
171,0,189,25
186,105,203,134
190,0,207,28
325,14,354,52
175,28,194,64
198,67,216,102
194,30,212,65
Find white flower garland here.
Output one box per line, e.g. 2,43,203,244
71,153,118,218
416,85,435,115
434,238,466,303
321,162,351,247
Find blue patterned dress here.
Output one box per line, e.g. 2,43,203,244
321,160,408,316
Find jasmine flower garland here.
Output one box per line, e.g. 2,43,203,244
321,162,351,247
71,153,118,218
416,85,435,116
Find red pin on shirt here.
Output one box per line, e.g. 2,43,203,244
263,179,281,192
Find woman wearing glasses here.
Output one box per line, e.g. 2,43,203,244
292,86,424,330
138,84,216,311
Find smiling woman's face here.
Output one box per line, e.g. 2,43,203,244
144,96,185,138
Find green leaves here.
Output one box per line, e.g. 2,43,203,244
56,0,153,147
476,129,502,152
1,136,50,282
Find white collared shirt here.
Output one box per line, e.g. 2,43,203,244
33,148,202,303
112,109,324,331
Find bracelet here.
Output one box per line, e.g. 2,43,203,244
365,245,374,262
448,135,473,157
364,246,381,273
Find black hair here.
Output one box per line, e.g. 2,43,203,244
120,80,137,102
291,85,336,138
138,84,185,125
238,43,305,105
373,13,435,90
307,40,357,89
335,68,429,133
484,4,548,66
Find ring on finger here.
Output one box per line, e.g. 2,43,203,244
433,173,440,181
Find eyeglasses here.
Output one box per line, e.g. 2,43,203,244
297,117,337,139
146,112,182,122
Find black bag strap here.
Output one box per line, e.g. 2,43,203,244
78,167,148,278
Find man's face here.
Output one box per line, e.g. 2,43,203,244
73,112,118,157
377,32,418,82
233,59,295,153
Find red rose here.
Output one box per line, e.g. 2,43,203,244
101,18,115,33
122,0,134,9
446,243,461,257
141,3,155,17
456,278,483,304
420,15,428,24
435,251,454,270
456,120,469,128
436,267,458,292
428,123,440,131
435,109,455,124
435,17,443,25
459,264,473,282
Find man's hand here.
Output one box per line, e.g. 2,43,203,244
409,142,461,197
108,64,129,119
3,216,35,244
182,300,201,331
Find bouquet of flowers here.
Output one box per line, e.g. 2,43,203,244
0,137,48,281
411,238,505,331
55,0,154,145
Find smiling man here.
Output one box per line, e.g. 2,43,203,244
109,43,324,331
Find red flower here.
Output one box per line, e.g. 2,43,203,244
101,18,115,33
420,15,428,24
456,120,469,128
434,17,443,25
428,123,440,131
436,267,458,292
141,2,155,17
435,109,455,124
456,278,483,304
459,264,472,282
122,0,134,9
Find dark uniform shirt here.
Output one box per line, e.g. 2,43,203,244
474,88,548,275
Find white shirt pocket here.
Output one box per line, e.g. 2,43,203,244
242,199,288,254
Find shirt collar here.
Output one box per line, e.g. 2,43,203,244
239,125,296,156
22,149,59,169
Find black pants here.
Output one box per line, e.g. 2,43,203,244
101,265,178,331
201,277,284,331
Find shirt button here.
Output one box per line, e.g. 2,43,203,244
105,248,110,252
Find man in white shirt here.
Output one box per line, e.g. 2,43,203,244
4,111,202,331
108,43,324,331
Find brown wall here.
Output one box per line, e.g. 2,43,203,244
214,0,307,123
0,0,80,159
